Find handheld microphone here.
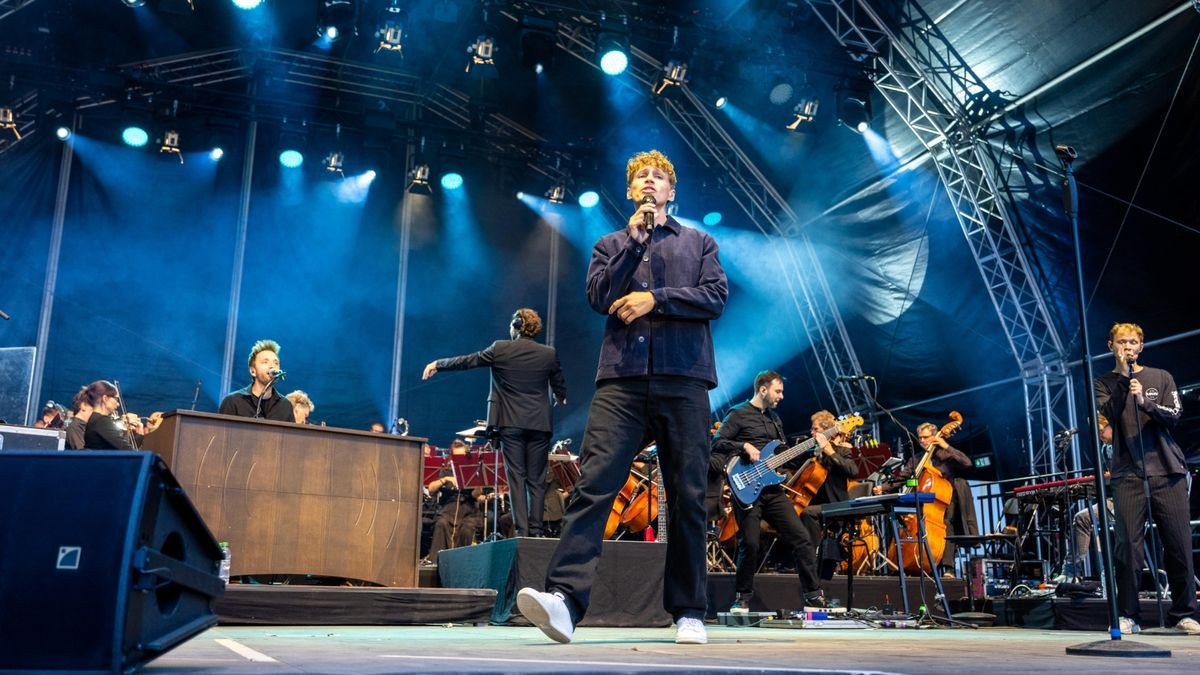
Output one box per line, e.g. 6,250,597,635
271,369,287,381
640,194,656,231
1125,355,1135,377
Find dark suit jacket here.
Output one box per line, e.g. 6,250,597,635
436,337,567,433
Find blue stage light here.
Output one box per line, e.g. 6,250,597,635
279,149,304,168
715,96,728,109
440,172,463,190
578,191,600,208
210,147,225,161
702,211,722,226
599,49,628,76
55,127,71,140
122,126,149,147
363,169,377,181
231,0,262,9
324,26,339,41
516,191,525,200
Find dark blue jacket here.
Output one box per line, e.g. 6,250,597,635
586,217,728,388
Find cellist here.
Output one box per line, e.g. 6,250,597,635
798,410,860,561
876,422,977,577
711,371,826,612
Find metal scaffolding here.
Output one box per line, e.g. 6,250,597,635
805,0,1077,475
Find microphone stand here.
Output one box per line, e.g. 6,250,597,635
190,381,202,411
1128,359,1167,629
253,374,280,419
1057,146,1164,656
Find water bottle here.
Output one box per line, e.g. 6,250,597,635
218,541,231,585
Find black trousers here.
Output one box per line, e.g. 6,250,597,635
1111,474,1197,624
544,377,711,624
427,507,482,559
733,487,820,596
498,427,552,537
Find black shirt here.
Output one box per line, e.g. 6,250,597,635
65,416,87,450
83,414,138,450
712,400,787,463
218,385,295,422
1095,366,1186,478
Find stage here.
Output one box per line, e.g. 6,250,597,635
146,624,1200,673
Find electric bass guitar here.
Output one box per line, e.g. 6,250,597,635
725,414,864,506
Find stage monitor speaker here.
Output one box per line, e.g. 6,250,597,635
0,451,224,673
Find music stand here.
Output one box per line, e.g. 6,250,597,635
457,448,508,541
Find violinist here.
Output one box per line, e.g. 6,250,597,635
876,422,976,576
64,387,94,450
712,371,826,611
81,380,161,450
798,410,859,558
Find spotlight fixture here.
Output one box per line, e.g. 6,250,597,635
595,16,630,76
519,18,556,74
545,185,565,204
119,0,147,6
56,127,72,141
323,151,345,176
210,147,225,160
232,0,263,9
440,172,463,190
578,190,599,208
159,129,184,163
317,0,358,42
408,163,432,194
465,35,496,73
837,95,870,134
652,59,688,96
714,96,728,109
0,107,19,140
374,0,406,54
279,149,304,168
786,98,820,132
122,126,149,147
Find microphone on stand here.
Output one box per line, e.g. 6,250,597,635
271,370,287,381
0,308,9,320
190,381,202,410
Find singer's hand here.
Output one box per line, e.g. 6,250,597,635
608,292,656,324
1129,377,1145,405
627,201,657,243
422,361,438,380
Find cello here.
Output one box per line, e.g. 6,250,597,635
887,411,963,575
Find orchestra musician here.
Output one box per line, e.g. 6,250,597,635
423,307,567,539
64,387,93,450
712,371,827,611
285,390,315,425
1094,322,1198,635
218,339,295,422
423,439,486,564
875,421,977,577
516,149,728,646
81,380,161,450
800,410,860,576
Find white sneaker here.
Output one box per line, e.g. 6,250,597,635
674,617,707,644
1175,617,1200,635
516,588,574,643
1119,617,1141,635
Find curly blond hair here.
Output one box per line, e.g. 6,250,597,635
626,149,677,187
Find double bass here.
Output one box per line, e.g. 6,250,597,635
887,411,963,575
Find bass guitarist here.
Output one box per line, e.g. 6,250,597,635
712,370,826,611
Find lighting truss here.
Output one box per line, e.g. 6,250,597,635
804,0,1075,475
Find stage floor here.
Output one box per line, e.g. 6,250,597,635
146,624,1200,674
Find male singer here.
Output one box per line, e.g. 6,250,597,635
423,308,568,538
218,339,295,422
1094,322,1198,635
516,149,728,645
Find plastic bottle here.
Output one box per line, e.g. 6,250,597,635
218,541,231,585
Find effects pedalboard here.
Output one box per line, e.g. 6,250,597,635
718,607,921,629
